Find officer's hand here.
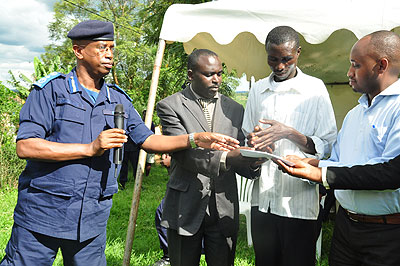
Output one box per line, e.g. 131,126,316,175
89,128,127,157
194,132,240,151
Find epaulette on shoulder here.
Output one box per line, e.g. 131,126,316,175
33,72,65,89
108,84,133,102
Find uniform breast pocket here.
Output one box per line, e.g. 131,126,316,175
53,99,85,143
103,108,128,130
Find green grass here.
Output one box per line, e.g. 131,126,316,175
0,164,332,265
0,188,17,253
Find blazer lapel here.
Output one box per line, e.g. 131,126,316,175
181,87,210,132
213,95,231,134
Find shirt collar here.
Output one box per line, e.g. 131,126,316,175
189,83,219,101
261,67,303,93
67,68,111,102
358,79,400,108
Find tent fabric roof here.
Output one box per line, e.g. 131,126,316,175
159,0,400,83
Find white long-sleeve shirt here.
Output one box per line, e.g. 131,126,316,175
242,68,337,220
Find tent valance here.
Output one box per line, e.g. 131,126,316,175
160,0,400,83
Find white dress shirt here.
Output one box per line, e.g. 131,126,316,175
242,68,337,220
319,80,400,215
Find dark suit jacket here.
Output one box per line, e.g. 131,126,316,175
327,155,400,190
156,87,257,238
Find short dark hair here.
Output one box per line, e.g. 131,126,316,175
367,30,400,65
265,26,300,49
187,49,218,72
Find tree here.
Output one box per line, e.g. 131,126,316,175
43,0,155,114
41,0,238,119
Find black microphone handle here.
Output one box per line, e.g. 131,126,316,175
113,104,124,165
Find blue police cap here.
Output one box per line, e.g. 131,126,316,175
67,20,114,41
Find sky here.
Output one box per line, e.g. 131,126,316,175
0,0,249,91
0,0,57,84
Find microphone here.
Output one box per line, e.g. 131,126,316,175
113,104,124,178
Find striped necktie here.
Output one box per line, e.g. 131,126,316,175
198,98,214,131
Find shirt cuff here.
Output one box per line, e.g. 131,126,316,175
309,136,325,159
321,167,330,189
220,151,231,171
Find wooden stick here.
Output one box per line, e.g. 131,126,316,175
122,38,167,266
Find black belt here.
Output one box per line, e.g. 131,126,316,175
343,207,400,224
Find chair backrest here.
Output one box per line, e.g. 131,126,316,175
236,174,254,203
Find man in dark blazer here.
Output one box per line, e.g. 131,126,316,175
156,49,261,266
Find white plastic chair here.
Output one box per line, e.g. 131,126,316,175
316,195,325,261
236,174,254,246
316,226,322,261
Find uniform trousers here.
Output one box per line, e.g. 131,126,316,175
330,206,400,266
0,223,106,266
166,192,236,266
155,198,169,256
251,206,318,266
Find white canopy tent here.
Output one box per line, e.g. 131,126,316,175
160,0,400,83
123,1,400,263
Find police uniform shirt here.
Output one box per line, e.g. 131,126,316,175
14,68,153,241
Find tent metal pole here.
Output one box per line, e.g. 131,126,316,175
122,38,166,266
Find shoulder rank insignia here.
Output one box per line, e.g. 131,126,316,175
108,84,133,102
33,72,64,89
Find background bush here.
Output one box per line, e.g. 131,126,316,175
0,82,25,189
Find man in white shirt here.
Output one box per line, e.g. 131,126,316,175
242,26,337,266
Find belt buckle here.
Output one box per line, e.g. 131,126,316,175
346,209,359,222
348,215,359,222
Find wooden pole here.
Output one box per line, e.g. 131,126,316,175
122,38,166,266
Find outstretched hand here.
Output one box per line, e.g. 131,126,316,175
194,132,240,151
276,155,323,182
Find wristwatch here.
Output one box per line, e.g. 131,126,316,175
189,133,198,148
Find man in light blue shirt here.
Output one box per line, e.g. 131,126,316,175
291,30,400,266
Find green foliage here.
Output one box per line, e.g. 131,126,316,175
234,92,249,107
41,0,238,120
7,71,30,99
141,0,237,98
0,82,25,189
33,56,72,80
7,55,70,100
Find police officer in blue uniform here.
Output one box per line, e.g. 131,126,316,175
0,20,240,266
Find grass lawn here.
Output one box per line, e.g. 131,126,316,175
0,163,332,265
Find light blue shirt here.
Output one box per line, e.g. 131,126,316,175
319,80,400,215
